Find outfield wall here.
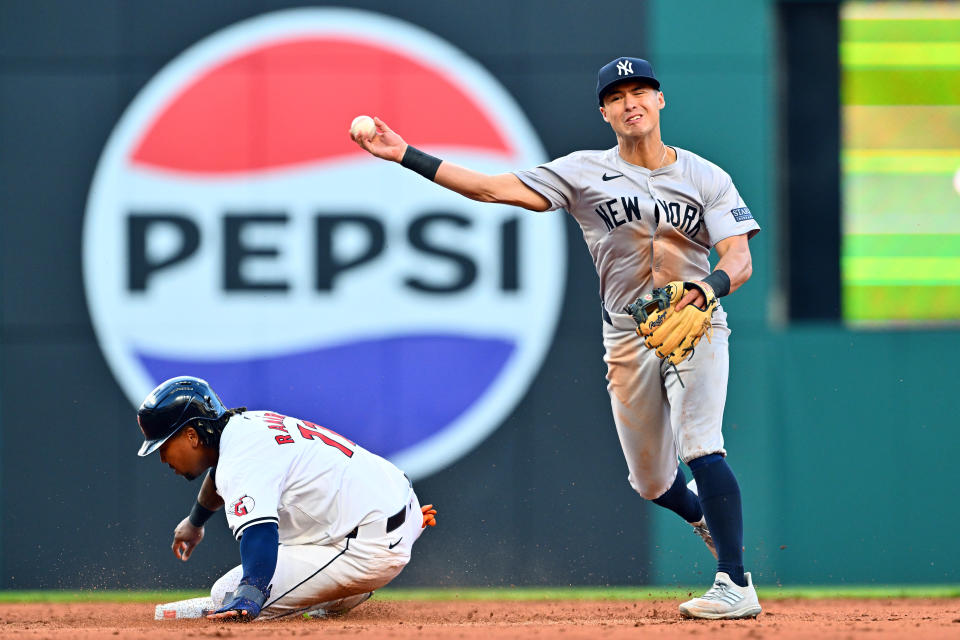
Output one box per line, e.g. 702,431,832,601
0,0,956,589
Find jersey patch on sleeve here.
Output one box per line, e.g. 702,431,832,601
230,494,256,517
730,207,753,222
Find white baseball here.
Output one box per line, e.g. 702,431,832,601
350,115,377,139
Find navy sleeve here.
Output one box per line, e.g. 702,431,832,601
238,521,279,594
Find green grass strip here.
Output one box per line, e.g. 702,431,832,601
844,19,960,43
844,284,960,321
843,69,960,105
0,590,206,603
376,585,960,601
2,586,960,604
842,42,960,68
845,234,960,258
844,256,960,285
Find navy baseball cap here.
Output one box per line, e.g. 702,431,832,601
597,57,660,105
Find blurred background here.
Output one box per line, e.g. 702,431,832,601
1,0,957,590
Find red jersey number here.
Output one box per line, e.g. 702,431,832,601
296,420,355,458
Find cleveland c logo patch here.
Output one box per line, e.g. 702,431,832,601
231,495,255,517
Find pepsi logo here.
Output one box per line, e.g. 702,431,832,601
84,8,566,479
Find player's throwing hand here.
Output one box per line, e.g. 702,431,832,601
349,116,408,163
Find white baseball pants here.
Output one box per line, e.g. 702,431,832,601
211,489,424,619
602,307,730,500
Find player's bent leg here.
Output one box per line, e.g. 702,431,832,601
211,565,244,609
651,466,703,524
263,492,423,619
211,491,426,621
602,321,679,501
299,591,375,619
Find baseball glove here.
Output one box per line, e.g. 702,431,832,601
624,281,718,366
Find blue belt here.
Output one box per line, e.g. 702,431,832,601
602,303,613,325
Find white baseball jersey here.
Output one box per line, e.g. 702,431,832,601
214,410,412,546
514,146,760,314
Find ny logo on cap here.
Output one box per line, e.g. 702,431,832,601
616,59,633,76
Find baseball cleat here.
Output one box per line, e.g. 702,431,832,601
690,517,718,559
679,572,761,619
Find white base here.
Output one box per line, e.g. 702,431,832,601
154,596,215,620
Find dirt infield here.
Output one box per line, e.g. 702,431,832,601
1,598,959,639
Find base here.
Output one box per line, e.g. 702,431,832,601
154,596,216,620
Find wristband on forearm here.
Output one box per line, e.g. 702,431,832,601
188,501,215,527
702,269,731,298
400,145,442,181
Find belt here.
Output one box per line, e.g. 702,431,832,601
602,303,613,325
345,503,406,540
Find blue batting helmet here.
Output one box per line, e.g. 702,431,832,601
136,376,226,456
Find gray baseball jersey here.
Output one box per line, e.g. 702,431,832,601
514,146,760,315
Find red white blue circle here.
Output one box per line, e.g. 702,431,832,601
84,9,566,479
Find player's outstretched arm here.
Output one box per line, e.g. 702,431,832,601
350,116,550,212
435,163,551,211
675,233,753,310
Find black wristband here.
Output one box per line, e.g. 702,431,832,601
188,501,215,527
400,145,442,181
702,269,731,298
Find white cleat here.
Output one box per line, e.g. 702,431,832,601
679,572,762,619
690,517,718,559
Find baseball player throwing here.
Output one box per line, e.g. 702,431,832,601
137,376,437,621
351,56,760,619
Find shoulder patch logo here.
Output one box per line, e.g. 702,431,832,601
231,495,255,517
731,207,753,222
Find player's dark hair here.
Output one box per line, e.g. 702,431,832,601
193,406,247,449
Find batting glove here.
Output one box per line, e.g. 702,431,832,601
213,582,270,622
